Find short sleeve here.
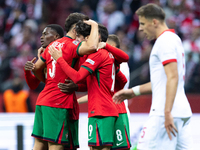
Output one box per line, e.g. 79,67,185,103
157,36,177,65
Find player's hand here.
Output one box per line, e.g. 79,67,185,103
97,42,106,51
112,88,135,104
58,79,78,93
37,47,45,58
24,57,36,71
84,19,97,26
48,45,62,61
164,112,178,140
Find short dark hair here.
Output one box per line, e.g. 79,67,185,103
107,34,120,48
98,23,108,42
65,13,89,33
46,24,64,38
136,3,165,21
75,20,91,37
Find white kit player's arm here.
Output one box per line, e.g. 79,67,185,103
112,82,152,104
164,62,178,140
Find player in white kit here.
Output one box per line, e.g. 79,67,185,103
113,3,192,150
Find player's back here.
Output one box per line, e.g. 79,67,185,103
82,49,118,118
36,36,81,109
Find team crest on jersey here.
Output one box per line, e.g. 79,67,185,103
72,40,79,45
86,58,95,65
52,41,64,48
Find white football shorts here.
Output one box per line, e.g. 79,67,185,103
137,116,193,150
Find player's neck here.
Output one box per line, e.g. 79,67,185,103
66,31,76,39
156,24,169,39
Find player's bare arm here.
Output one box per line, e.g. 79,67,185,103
77,95,88,104
32,58,46,83
78,20,99,55
113,82,152,104
164,62,178,140
37,47,45,58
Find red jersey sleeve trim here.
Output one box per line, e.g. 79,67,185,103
162,59,177,65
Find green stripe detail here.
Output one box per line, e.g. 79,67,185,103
76,42,83,57
71,58,78,68
95,69,100,87
65,35,72,39
116,68,120,74
40,56,46,62
81,65,93,74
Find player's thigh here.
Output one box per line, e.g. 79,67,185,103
88,116,117,147
137,116,177,150
48,141,64,150
176,117,193,150
91,146,111,150
33,138,48,150
112,113,131,150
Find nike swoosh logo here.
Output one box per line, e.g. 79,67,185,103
116,141,124,146
88,138,93,141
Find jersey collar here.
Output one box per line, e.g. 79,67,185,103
158,29,175,38
65,35,73,39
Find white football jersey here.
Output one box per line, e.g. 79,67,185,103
149,30,192,117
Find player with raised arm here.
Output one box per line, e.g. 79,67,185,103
31,13,99,150
113,3,192,150
49,22,128,150
76,34,131,150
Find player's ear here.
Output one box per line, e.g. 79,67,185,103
55,34,60,40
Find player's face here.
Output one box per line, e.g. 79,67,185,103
138,16,156,40
76,34,86,42
40,27,58,48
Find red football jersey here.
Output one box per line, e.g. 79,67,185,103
36,36,81,110
81,49,119,117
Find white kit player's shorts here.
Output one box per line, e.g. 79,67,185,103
137,116,193,150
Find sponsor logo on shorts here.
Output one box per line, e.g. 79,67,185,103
116,141,124,146
88,137,93,141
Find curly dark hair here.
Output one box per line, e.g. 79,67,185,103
75,20,91,37
65,13,89,33
75,21,108,42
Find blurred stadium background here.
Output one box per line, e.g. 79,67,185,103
0,0,200,149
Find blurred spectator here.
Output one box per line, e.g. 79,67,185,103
97,0,125,34
3,76,33,112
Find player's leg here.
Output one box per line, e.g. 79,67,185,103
111,113,131,150
33,138,48,150
88,116,117,150
48,142,64,150
176,117,193,150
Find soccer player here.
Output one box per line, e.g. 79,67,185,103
76,34,131,150
48,22,128,150
113,3,192,150
24,24,64,90
31,13,99,150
